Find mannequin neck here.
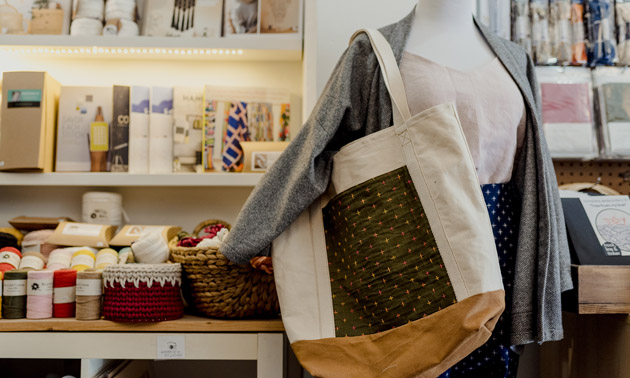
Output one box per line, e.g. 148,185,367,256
415,0,476,31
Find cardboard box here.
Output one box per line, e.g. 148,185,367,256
46,221,117,248
111,85,130,172
110,225,182,246
9,216,75,231
0,71,61,172
56,86,113,172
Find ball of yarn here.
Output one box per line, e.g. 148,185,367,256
0,228,23,246
71,248,96,272
131,231,170,264
0,247,22,273
47,249,74,271
95,248,118,270
0,233,19,249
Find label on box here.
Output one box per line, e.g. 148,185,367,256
0,251,21,269
62,223,102,237
53,286,76,303
4,280,26,296
125,226,165,236
251,151,282,171
76,279,102,296
157,335,186,360
27,278,53,296
7,89,42,108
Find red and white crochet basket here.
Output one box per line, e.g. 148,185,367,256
102,264,184,322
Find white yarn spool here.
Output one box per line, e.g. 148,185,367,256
131,231,170,264
82,192,124,227
75,0,105,21
118,19,139,36
105,0,136,21
70,18,103,36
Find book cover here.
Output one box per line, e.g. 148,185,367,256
223,0,258,35
149,87,174,174
56,86,113,172
173,87,203,173
111,85,130,172
141,0,223,37
203,86,293,172
260,0,299,34
129,86,150,174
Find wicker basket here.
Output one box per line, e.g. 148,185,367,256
169,219,279,318
102,264,184,323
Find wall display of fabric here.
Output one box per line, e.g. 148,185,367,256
260,0,299,34
532,0,556,65
586,0,617,66
1,0,72,35
56,86,113,172
536,66,599,158
550,0,573,64
616,0,630,65
202,86,294,172
476,0,511,40
110,85,130,172
173,87,203,173
571,0,588,65
511,0,532,55
128,86,150,174
593,67,630,158
142,0,222,37
149,87,174,174
223,0,258,35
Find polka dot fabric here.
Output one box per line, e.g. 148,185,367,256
439,182,521,378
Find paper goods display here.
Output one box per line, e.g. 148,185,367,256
224,0,258,35
149,87,174,174
571,0,588,65
56,86,113,172
536,67,598,159
241,141,288,172
532,0,555,65
110,225,181,246
511,0,532,55
128,86,150,174
475,0,511,40
173,88,203,173
593,67,630,158
260,0,300,34
47,222,117,248
617,0,630,64
586,0,617,66
142,0,223,37
550,0,572,64
203,86,296,172
111,85,130,172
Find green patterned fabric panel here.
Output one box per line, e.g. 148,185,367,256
323,166,457,337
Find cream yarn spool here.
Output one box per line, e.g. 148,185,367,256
70,18,103,36
131,231,170,264
47,249,74,271
75,0,104,20
118,19,139,36
105,0,136,21
95,248,118,270
18,251,46,271
71,248,97,272
82,192,124,227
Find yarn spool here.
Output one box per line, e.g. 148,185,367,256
82,192,124,227
3,270,27,319
0,227,23,247
47,249,74,271
71,249,96,272
118,247,134,264
105,0,136,21
26,270,54,319
131,231,170,264
0,271,3,319
0,233,19,249
22,230,57,259
118,19,139,36
70,18,103,36
75,0,105,20
95,248,118,270
18,251,46,271
76,270,103,320
53,269,77,318
0,247,22,273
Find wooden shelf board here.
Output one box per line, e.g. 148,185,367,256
0,315,284,333
0,172,264,187
568,265,630,315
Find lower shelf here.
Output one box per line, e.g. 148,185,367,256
566,265,630,314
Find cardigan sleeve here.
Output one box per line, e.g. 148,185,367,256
220,36,376,264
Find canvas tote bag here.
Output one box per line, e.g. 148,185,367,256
272,29,505,378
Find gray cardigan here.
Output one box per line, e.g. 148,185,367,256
221,10,573,348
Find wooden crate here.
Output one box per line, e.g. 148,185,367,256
568,265,630,314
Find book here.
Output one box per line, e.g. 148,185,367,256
141,0,223,37
173,87,203,173
128,86,150,174
111,85,130,172
149,87,174,174
56,86,113,172
260,0,300,34
223,0,258,35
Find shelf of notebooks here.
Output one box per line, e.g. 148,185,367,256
0,34,303,61
0,172,265,187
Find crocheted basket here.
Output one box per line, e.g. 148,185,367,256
169,219,279,319
102,264,184,322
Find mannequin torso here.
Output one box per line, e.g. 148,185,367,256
405,0,496,71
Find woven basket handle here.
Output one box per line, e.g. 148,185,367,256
193,219,232,237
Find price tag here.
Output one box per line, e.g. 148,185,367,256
156,335,185,360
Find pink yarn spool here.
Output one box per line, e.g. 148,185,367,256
22,230,58,260
46,249,74,271
26,270,54,319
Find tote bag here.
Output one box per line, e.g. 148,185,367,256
272,29,505,378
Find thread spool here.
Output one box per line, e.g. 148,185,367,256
75,0,105,20
0,228,24,246
76,270,103,320
105,0,135,21
118,247,134,264
19,251,46,271
71,249,96,272
70,18,103,36
3,270,27,319
47,249,74,271
0,271,4,319
131,231,170,264
22,230,58,259
0,247,22,273
0,233,19,249
82,192,124,227
27,270,54,319
118,19,139,36
95,248,118,270
53,269,77,318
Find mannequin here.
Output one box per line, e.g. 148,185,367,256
405,0,496,71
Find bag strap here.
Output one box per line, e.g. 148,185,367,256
350,28,412,124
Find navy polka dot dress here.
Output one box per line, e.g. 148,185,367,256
439,183,521,378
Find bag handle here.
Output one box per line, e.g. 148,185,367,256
350,28,412,124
